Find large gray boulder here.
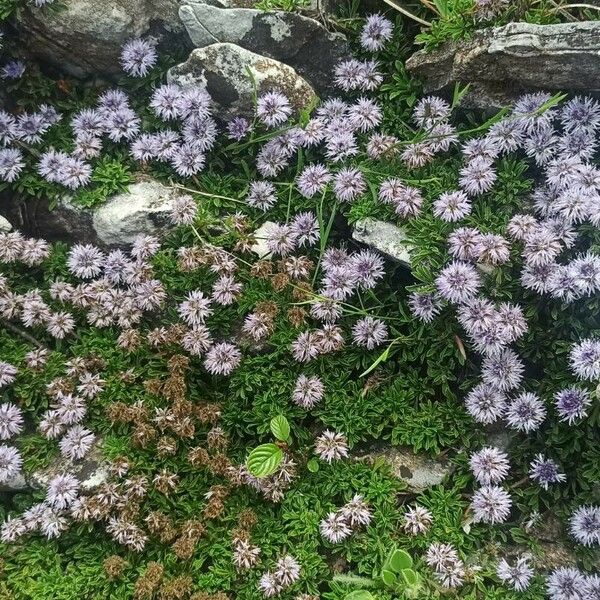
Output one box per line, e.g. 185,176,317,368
168,43,317,121
19,0,184,78
179,1,350,96
406,21,600,109
2,178,179,247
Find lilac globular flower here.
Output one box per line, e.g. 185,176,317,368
546,567,586,600
246,181,277,211
211,275,242,306
291,212,319,247
360,13,393,51
67,244,105,279
60,156,92,189
481,349,524,392
471,485,512,524
476,233,511,265
0,148,25,182
266,223,298,257
333,168,366,202
291,331,321,363
120,38,157,77
178,290,212,326
569,505,600,546
570,338,600,381
412,96,451,128
348,97,382,132
403,504,433,535
2,60,26,80
351,317,387,350
408,291,443,322
448,227,483,262
0,362,18,388
203,342,241,376
297,164,331,198
292,374,324,409
150,84,182,120
170,194,197,225
529,454,566,489
433,190,472,222
469,446,510,485
339,495,372,527
59,426,95,460
554,387,591,424
0,444,22,483
435,261,482,304
351,250,384,289
256,91,291,128
314,430,349,463
459,157,497,196
0,403,23,440
319,511,352,543
170,143,205,177
505,392,546,432
226,117,251,141
465,383,506,425
46,473,79,509
496,556,534,592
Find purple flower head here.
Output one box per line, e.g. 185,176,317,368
2,60,26,79
246,181,277,211
465,384,507,425
178,290,212,326
351,317,387,350
265,223,298,257
560,95,600,134
98,89,130,114
182,115,217,152
348,97,382,132
170,194,197,225
0,149,25,182
333,168,366,203
46,473,79,509
0,444,22,483
16,112,50,144
226,116,251,141
291,211,319,247
546,567,586,600
433,190,472,222
459,157,497,196
120,38,157,77
360,13,393,51
59,156,92,189
203,342,241,375
0,111,17,146
320,511,352,543
170,143,206,177
570,338,600,381
529,454,566,490
448,227,483,262
292,374,324,409
314,430,348,462
496,556,533,592
0,403,23,440
569,505,600,546
351,250,385,290
435,261,482,304
256,91,291,128
59,425,95,460
150,84,182,121
67,244,105,279
408,291,443,323
315,98,349,122
481,349,524,392
505,392,546,432
176,87,212,120
297,164,331,198
469,446,510,485
471,485,512,524
554,387,591,424
413,96,451,128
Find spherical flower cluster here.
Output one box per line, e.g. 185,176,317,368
471,485,512,524
120,38,157,77
425,542,465,589
258,555,301,597
403,504,433,535
314,430,349,463
569,505,600,546
496,555,534,591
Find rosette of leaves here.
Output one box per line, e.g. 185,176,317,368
340,547,422,600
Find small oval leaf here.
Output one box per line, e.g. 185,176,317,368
270,415,290,441
307,457,320,473
389,548,412,572
247,443,283,477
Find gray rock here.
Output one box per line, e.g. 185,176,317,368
250,220,279,259
19,0,184,78
355,445,451,492
179,1,350,96
406,21,600,109
0,471,28,493
0,215,12,233
29,441,109,493
2,178,179,247
168,43,317,121
352,218,412,268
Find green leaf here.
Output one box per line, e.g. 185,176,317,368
381,569,396,587
400,568,419,586
344,592,375,600
270,415,290,442
388,549,412,572
246,443,283,477
306,457,320,473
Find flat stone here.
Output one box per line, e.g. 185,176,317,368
355,445,451,492
352,218,412,268
179,1,350,96
1,177,179,248
406,21,600,109
0,471,28,492
168,43,317,121
250,220,279,259
0,215,12,233
19,0,184,78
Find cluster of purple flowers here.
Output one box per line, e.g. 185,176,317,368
319,494,372,543
424,542,466,589
258,554,301,597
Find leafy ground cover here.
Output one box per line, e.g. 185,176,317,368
0,3,599,600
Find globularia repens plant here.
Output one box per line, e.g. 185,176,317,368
0,7,598,600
